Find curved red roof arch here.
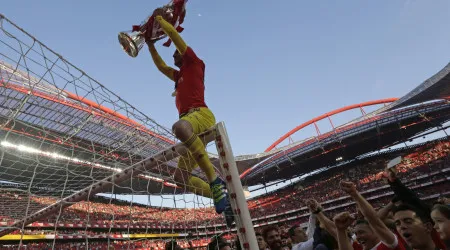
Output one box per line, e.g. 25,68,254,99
265,98,398,152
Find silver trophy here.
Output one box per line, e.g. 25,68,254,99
118,15,164,58
118,0,187,58
118,30,146,58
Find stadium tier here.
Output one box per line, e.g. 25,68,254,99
1,13,450,250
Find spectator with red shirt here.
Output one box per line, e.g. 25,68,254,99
393,204,442,250
353,220,385,250
340,181,406,250
384,166,446,249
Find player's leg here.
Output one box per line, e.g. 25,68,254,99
172,108,229,214
173,161,234,226
172,118,217,181
174,153,212,198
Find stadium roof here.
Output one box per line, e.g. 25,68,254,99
240,62,450,185
245,135,449,200
241,100,450,185
387,62,450,109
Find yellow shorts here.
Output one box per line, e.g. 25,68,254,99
177,107,216,173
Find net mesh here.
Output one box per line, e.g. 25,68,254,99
0,14,256,249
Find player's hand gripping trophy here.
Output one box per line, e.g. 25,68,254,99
118,0,187,57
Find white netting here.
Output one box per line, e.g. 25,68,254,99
0,14,257,250
0,129,250,249
0,13,177,194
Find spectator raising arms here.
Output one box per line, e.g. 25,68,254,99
340,181,406,250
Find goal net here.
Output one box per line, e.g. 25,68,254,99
0,14,257,249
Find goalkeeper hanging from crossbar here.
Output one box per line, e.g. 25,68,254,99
145,10,234,226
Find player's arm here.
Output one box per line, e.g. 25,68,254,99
341,181,397,246
154,15,187,55
147,42,176,81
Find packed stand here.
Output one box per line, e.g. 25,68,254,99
250,165,450,250
0,141,447,229
248,141,449,216
0,141,449,250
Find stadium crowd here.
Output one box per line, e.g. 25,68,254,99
0,141,449,249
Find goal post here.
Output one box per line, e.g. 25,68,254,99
215,122,258,250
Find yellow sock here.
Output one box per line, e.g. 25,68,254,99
184,134,217,182
188,176,212,198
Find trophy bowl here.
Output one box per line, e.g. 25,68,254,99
118,31,145,58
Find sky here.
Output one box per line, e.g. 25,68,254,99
2,1,450,207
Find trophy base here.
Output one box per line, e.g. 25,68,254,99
118,32,140,58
